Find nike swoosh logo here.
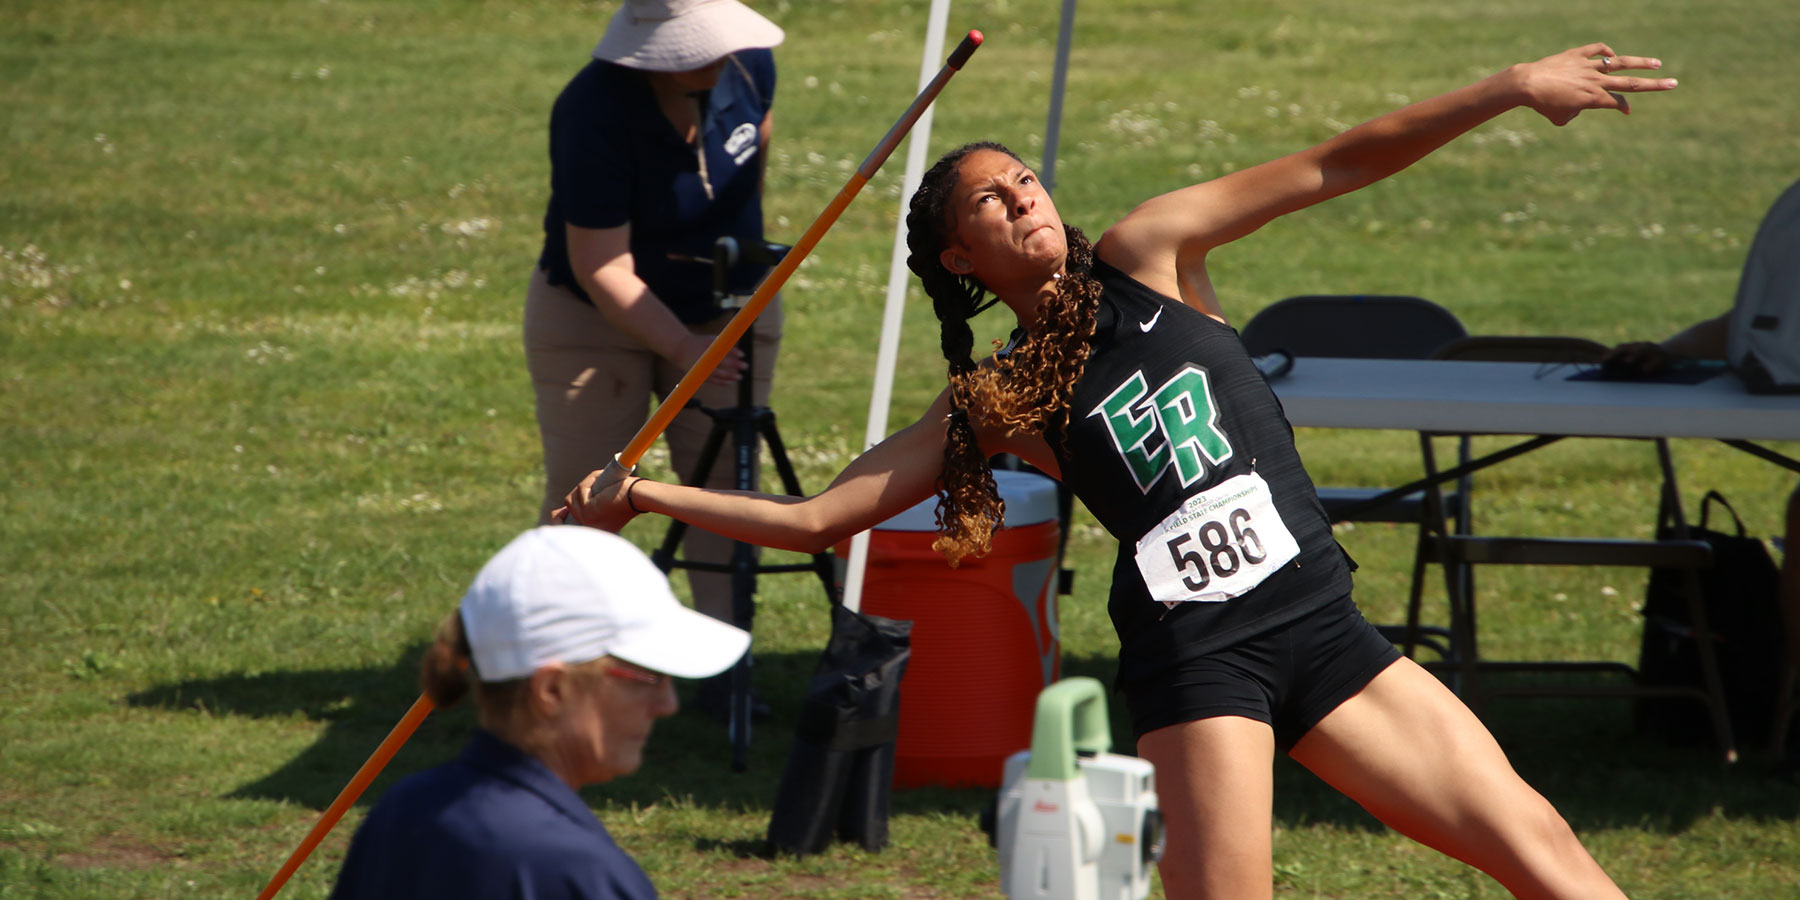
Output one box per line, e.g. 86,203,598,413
1139,307,1163,332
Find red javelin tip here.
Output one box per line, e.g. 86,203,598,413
969,29,984,44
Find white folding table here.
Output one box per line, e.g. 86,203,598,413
1267,358,1800,761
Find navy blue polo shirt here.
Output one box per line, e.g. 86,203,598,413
538,50,776,323
329,729,657,900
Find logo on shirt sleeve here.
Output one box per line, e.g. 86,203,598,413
725,123,759,164
1088,366,1233,493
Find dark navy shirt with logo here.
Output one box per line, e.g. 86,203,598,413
329,729,657,900
1046,259,1355,686
538,50,775,323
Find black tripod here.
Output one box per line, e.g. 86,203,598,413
652,236,838,772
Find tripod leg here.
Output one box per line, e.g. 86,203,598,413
651,411,732,573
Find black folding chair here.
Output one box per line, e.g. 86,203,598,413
1240,295,1469,660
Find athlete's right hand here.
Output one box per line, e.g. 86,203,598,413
556,458,639,531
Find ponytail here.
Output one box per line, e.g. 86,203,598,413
906,142,1101,565
419,611,473,707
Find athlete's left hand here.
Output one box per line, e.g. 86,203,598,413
1511,43,1677,125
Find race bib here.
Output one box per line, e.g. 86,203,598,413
1132,471,1299,606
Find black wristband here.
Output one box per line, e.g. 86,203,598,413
625,478,645,514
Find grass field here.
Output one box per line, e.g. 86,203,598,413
4,0,1799,897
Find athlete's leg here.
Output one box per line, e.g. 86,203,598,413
1135,716,1277,900
1289,657,1626,900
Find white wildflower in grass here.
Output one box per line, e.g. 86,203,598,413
1,243,81,308
1106,108,1167,148
1638,223,1665,239
1383,92,1409,105
377,269,483,299
315,66,331,80
1601,585,1619,597
1236,86,1262,100
804,75,819,89
244,342,293,365
441,217,493,237
118,279,131,290
1471,126,1539,148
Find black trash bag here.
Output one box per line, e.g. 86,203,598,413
766,604,911,855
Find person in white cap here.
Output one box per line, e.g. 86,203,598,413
328,527,748,900
522,0,785,723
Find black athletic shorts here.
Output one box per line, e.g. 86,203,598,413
1122,593,1401,752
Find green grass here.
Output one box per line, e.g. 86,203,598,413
4,0,1799,897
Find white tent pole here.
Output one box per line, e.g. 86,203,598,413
1040,0,1077,194
841,0,953,614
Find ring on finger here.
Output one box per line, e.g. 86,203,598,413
1599,55,1611,70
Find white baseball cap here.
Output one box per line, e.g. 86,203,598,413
591,0,784,73
459,526,750,681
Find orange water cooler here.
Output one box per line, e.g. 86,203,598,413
839,470,1063,789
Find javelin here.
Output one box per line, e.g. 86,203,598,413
252,29,983,900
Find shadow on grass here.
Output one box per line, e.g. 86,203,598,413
124,647,1797,840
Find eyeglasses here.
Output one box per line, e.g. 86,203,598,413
605,664,669,687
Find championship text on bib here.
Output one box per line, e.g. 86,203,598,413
1132,471,1299,605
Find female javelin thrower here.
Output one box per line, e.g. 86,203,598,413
563,43,1675,899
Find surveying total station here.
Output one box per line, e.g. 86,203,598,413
992,677,1164,900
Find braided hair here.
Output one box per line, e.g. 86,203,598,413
905,142,1102,566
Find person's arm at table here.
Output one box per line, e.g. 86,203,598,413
1602,313,1729,375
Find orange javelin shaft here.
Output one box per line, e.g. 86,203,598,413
253,694,435,900
622,29,984,467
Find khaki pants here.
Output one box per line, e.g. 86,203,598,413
524,267,783,621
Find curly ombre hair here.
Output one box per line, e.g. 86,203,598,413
904,142,1102,566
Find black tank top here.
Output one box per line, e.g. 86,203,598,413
1045,260,1354,684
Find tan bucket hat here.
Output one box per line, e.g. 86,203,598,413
592,0,785,72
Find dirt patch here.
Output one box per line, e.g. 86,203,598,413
53,834,186,870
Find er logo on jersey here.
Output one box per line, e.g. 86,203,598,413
1088,366,1232,493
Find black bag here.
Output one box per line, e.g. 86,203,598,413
1635,491,1787,747
765,605,911,855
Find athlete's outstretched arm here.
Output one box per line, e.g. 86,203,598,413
1101,44,1677,305
558,389,1045,554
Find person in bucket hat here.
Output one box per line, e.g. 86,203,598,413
329,527,748,900
523,0,784,722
